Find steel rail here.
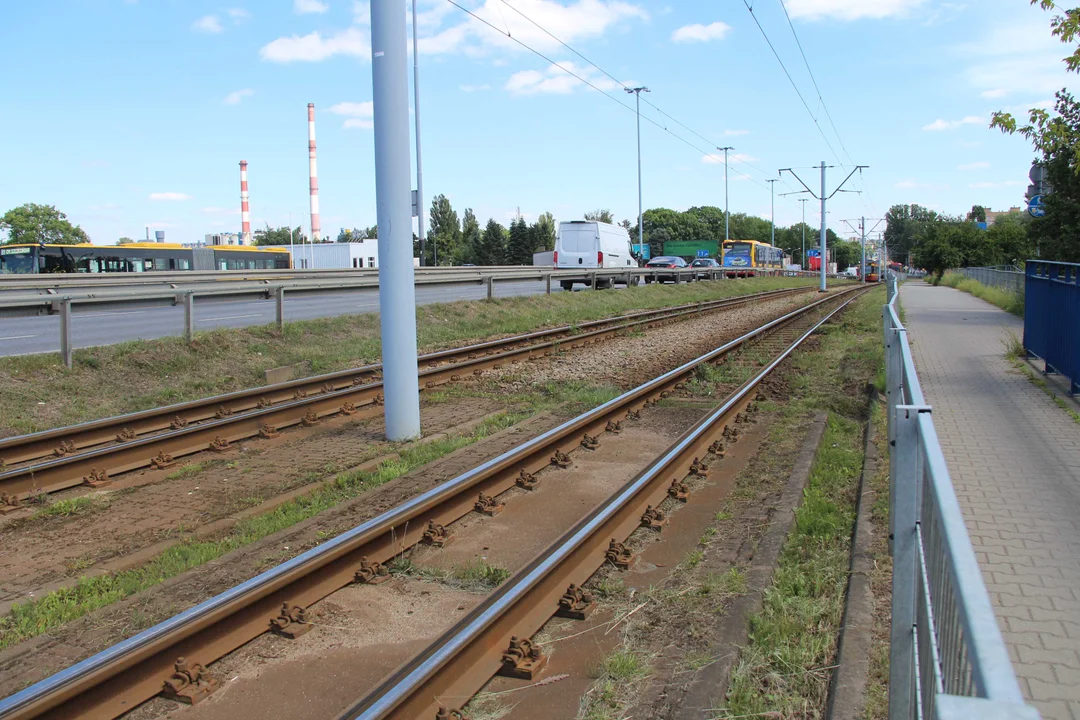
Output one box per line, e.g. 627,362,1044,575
0,287,861,720
0,287,812,502
342,288,868,720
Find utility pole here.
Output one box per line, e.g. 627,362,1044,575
718,146,733,242
371,0,421,440
626,87,649,256
412,0,426,266
767,179,778,246
799,198,807,269
780,162,868,293
860,216,866,281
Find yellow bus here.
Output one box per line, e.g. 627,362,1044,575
721,239,784,278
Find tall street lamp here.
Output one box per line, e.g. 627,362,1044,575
718,146,733,243
626,86,649,261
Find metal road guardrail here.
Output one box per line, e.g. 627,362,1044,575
957,266,1025,295
1024,260,1080,395
883,275,1039,720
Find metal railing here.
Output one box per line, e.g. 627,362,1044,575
883,275,1039,720
1024,260,1080,395
957,266,1025,294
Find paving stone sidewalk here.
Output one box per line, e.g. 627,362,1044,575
901,281,1080,720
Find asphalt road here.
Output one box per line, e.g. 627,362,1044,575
0,279,573,357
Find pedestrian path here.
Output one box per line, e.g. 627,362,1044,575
901,281,1080,720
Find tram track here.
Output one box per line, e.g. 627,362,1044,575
0,285,865,720
0,286,813,507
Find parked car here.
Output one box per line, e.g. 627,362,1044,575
555,220,636,290
644,256,689,283
690,257,720,280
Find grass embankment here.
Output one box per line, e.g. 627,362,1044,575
0,277,815,436
0,411,528,650
718,289,885,718
936,271,1024,316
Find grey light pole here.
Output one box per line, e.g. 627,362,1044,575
412,0,426,266
719,146,733,241
819,161,827,292
799,198,807,269
767,179,778,246
371,0,421,440
860,216,866,282
626,87,649,258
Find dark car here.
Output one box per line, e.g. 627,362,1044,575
644,256,689,284
690,257,720,280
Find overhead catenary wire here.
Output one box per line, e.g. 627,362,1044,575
443,0,800,207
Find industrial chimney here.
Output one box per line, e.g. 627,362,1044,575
239,160,251,245
308,103,321,243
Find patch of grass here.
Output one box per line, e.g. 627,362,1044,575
0,277,815,435
165,462,211,481
0,411,527,650
463,693,515,720
863,403,891,720
680,549,705,570
31,495,109,520
1008,354,1080,425
719,413,865,719
392,559,512,593
580,648,652,720
938,272,1024,316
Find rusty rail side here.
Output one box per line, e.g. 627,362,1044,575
341,288,868,720
0,287,814,502
0,288,860,720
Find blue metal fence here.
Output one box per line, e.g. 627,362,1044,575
884,276,1040,720
1025,260,1080,394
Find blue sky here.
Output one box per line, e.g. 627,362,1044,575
0,0,1072,247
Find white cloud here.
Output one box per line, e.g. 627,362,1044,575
969,180,1023,189
981,88,1008,99
192,15,223,33
223,88,254,105
958,161,990,171
786,0,927,21
295,0,329,14
149,192,193,201
420,0,647,56
671,21,732,43
260,28,369,62
894,180,949,190
505,61,626,95
921,115,985,131
724,129,749,136
227,8,250,21
958,20,1072,97
202,206,240,215
460,84,492,92
329,100,374,129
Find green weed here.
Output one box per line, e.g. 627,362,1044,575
939,272,1024,316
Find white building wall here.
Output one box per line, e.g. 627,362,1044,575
257,240,380,269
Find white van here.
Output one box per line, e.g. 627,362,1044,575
555,220,636,290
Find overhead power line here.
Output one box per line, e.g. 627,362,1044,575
443,0,800,206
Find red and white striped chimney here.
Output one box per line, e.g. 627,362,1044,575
239,160,251,245
307,103,321,243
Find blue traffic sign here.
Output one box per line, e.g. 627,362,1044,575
696,249,710,258
1028,195,1046,218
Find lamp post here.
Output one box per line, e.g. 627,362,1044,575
767,179,778,246
626,87,649,260
718,146,733,242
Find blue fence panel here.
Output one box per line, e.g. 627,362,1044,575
1024,260,1080,394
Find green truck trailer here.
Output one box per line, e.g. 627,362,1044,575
662,240,720,260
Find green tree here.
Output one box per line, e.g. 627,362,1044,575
253,224,305,246
584,209,614,224
885,203,940,262
1,203,90,245
460,209,481,264
988,213,1035,266
914,226,963,280
966,205,988,223
532,212,557,252
506,217,535,265
477,219,507,265
428,194,461,266
832,240,862,271
116,236,136,245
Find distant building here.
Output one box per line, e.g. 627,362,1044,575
205,232,245,246
257,238,381,269
984,207,1022,225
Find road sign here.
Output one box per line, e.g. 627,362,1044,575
1028,194,1046,218
696,249,710,258
1030,163,1049,184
